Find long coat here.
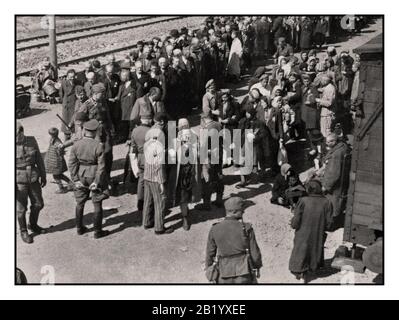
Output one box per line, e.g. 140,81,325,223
321,142,350,217
301,84,320,129
59,79,77,133
170,133,202,206
289,195,334,274
117,81,137,121
300,18,314,50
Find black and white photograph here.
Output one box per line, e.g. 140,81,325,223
13,13,385,286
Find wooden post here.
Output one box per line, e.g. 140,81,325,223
48,15,58,78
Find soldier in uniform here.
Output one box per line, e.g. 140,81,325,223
68,119,110,239
16,122,47,244
198,111,224,211
130,112,153,212
205,197,263,284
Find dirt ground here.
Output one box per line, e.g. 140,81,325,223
16,18,383,284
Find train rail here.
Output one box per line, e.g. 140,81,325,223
16,16,152,44
16,16,187,80
16,16,181,52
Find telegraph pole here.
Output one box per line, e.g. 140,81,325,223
48,15,58,78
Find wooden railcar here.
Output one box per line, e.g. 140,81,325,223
338,33,383,274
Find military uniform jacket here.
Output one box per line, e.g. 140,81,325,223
16,136,46,184
206,218,263,277
68,137,106,186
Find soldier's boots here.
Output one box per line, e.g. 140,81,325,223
28,224,47,234
20,231,33,244
18,213,33,244
182,217,191,231
94,230,110,239
77,226,89,235
28,209,47,234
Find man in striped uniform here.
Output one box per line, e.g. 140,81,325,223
142,113,173,234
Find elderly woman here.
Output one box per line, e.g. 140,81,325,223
289,179,334,283
227,30,243,83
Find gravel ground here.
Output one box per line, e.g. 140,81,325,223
16,18,383,284
16,16,143,40
17,16,204,72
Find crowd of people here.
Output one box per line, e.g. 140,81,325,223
18,15,371,284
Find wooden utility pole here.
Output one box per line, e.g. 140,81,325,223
48,15,58,78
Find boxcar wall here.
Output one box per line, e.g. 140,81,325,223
343,33,383,248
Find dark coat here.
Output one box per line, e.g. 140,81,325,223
301,84,320,129
321,142,350,217
59,79,77,133
300,19,314,50
289,195,334,274
164,67,184,118
117,81,137,121
272,16,286,39
131,72,151,98
45,137,67,175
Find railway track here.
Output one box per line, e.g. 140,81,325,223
16,16,179,52
16,16,152,44
16,16,188,80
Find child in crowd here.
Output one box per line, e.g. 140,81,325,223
45,127,74,194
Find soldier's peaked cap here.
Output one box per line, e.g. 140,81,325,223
224,197,244,213
83,119,100,131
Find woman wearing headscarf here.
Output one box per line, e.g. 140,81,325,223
289,179,334,283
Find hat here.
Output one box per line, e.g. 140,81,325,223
75,112,88,122
327,46,336,53
83,119,100,131
48,127,59,136
253,66,266,78
92,60,101,69
205,79,216,90
152,36,161,42
177,118,190,131
170,29,179,38
120,60,131,70
92,83,106,94
224,197,244,213
309,129,324,142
